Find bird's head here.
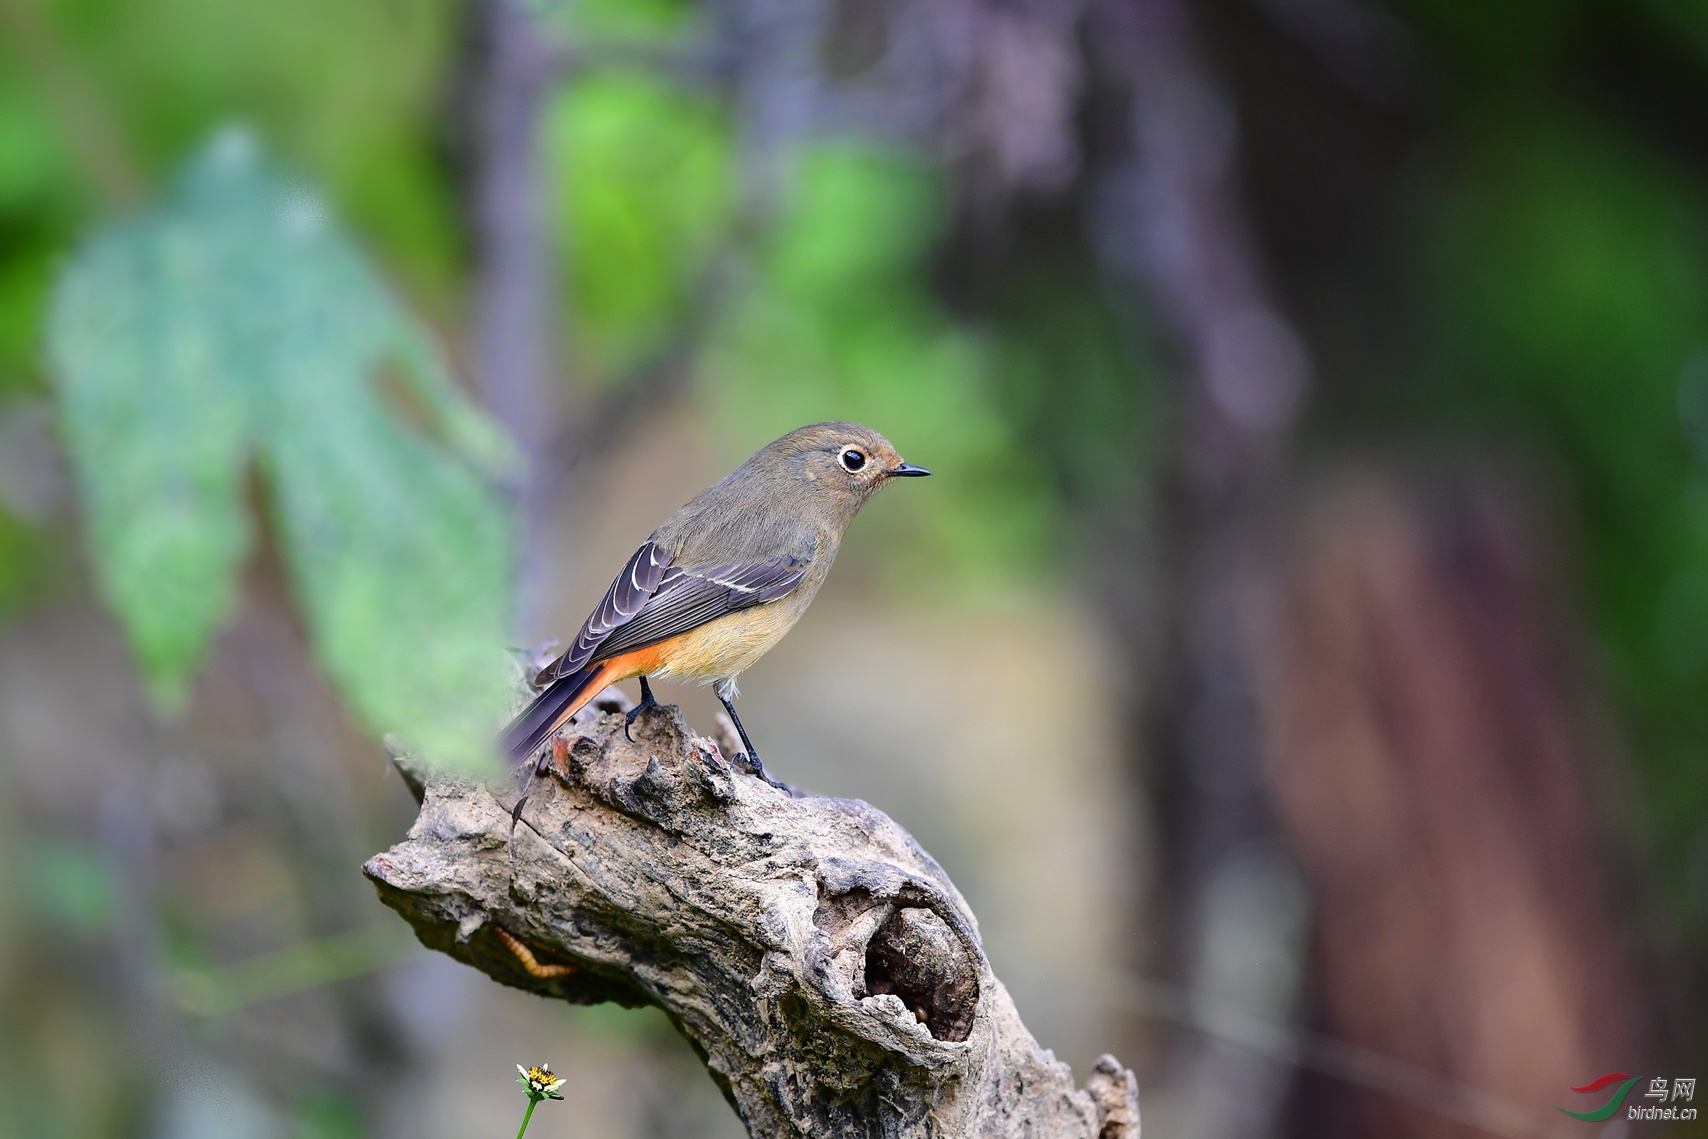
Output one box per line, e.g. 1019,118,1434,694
759,421,930,525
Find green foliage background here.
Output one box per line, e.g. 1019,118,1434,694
0,0,1701,882
4,0,1708,1131
0,0,1699,904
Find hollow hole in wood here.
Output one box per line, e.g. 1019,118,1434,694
862,906,978,1042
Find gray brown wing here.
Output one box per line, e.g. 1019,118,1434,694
534,541,807,683
588,556,807,664
535,540,673,683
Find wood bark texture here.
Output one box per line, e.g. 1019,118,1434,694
363,692,1140,1139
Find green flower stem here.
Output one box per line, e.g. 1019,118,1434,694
515,1096,540,1139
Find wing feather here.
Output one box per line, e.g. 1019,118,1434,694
591,557,806,662
535,541,672,683
532,542,807,684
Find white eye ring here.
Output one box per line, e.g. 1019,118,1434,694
839,447,867,472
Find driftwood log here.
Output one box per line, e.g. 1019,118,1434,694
363,690,1139,1138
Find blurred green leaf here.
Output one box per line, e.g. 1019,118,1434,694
41,0,462,278
0,504,56,616
289,1089,364,1139
988,259,1156,511
0,248,59,396
546,70,732,379
169,922,418,1017
49,129,515,771
0,74,76,213
767,148,941,300
536,0,696,38
25,840,116,935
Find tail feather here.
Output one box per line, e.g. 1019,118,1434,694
502,664,611,762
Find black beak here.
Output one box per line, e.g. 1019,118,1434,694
890,463,931,477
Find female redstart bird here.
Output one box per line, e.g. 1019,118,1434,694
501,422,929,784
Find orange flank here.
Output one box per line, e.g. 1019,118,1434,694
528,603,806,756
613,639,677,678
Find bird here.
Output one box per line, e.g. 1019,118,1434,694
501,421,930,786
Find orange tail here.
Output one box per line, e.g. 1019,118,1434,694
501,661,620,762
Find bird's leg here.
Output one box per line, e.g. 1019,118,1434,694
624,675,661,741
718,694,788,789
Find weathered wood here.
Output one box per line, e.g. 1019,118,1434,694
364,693,1139,1138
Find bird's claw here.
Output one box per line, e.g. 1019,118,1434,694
624,676,661,742
736,750,790,791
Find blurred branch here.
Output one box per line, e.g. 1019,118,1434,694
544,36,737,89
464,0,563,637
544,254,737,481
168,923,420,1018
365,702,1140,1139
1090,2,1312,1137
0,0,142,202
1098,0,1309,475
460,3,737,632
1103,975,1581,1139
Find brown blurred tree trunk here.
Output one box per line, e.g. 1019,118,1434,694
1265,469,1655,1137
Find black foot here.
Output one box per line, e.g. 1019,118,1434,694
736,749,791,791
625,676,661,741
717,691,789,790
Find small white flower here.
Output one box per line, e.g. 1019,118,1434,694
516,1062,566,1100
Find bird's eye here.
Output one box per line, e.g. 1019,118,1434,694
839,448,867,472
